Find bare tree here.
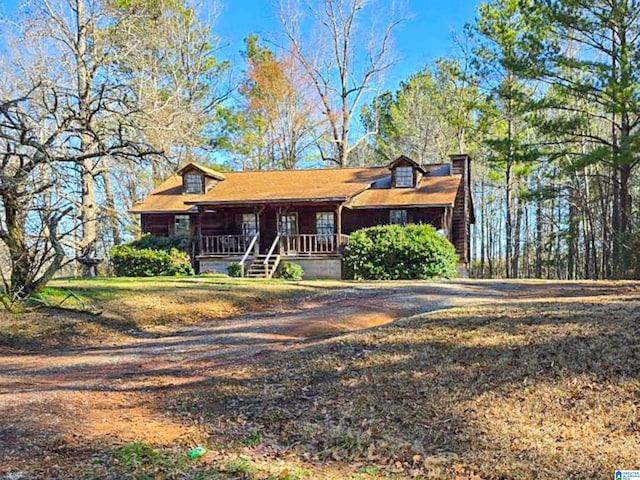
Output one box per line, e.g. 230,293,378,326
0,87,74,303
3,0,163,275
279,0,402,167
106,0,232,181
9,0,169,274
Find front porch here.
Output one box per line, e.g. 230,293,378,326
198,233,350,256
196,233,349,279
191,203,350,278
166,202,449,279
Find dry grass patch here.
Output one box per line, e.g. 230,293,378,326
0,276,337,351
172,295,640,479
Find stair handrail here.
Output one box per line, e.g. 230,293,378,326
240,233,260,277
263,234,281,278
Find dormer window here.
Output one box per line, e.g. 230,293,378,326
395,166,414,187
184,173,203,194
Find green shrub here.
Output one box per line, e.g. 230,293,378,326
227,262,242,277
343,224,458,280
129,234,192,253
277,261,304,280
109,246,194,277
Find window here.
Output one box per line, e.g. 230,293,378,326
184,173,203,194
390,209,407,225
395,166,413,187
242,213,257,237
279,213,298,236
175,215,190,236
316,212,335,235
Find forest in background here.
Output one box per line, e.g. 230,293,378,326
1,0,639,301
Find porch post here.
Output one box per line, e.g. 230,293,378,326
336,203,343,244
445,207,453,240
276,206,282,234
195,207,203,256
254,205,265,254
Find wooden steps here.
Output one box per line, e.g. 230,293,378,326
245,254,280,279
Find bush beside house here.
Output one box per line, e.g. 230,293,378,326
110,245,194,277
128,234,192,253
227,262,242,278
343,224,458,280
277,262,304,280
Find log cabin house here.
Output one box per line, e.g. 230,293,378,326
130,154,475,279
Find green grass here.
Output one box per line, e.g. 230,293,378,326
0,275,344,351
241,430,265,447
106,443,312,480
50,275,342,302
108,442,217,480
111,442,165,472
224,457,257,475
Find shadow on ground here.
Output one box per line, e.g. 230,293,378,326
1,281,639,478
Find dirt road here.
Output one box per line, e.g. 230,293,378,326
0,280,637,477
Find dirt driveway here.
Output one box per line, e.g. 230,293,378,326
0,280,638,477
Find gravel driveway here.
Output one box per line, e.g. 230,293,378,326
0,280,637,477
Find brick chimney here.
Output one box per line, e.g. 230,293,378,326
449,154,473,266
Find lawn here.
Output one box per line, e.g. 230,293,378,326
1,278,639,479
0,275,338,350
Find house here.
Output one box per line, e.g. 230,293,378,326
129,154,475,279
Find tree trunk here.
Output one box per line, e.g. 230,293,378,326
535,173,543,278
76,0,98,276
567,194,578,280
511,193,522,278
480,176,486,278
102,166,122,245
617,162,632,276
79,158,97,272
505,160,513,278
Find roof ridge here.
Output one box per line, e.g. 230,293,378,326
221,165,389,174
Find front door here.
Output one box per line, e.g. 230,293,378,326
258,209,275,253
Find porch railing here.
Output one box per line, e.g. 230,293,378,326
280,234,349,255
264,234,281,279
200,234,254,255
239,233,260,277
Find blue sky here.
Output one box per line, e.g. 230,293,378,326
217,0,482,90
1,0,482,91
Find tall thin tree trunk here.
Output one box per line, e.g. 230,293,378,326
505,160,513,278
505,87,514,278
535,173,543,278
77,0,98,276
567,193,578,280
511,193,522,278
480,176,486,278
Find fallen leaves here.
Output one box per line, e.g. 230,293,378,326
2,281,640,479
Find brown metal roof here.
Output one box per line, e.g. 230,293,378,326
129,164,462,213
348,175,462,209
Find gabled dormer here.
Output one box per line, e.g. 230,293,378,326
176,163,226,195
387,155,426,188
